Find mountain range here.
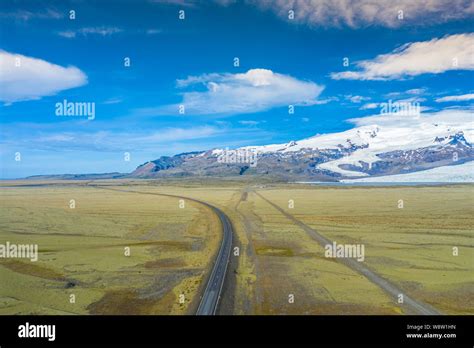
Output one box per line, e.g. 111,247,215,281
130,113,474,182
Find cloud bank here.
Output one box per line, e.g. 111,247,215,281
331,34,474,80
252,0,474,28
147,68,324,116
349,108,474,129
436,93,474,102
0,50,87,103
0,8,63,21
58,27,123,38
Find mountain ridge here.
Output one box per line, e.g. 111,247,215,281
131,117,474,181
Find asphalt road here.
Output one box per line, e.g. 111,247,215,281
195,204,233,315
255,191,441,315
89,185,233,315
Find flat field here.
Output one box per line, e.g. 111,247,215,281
0,181,472,315
0,183,220,314
246,184,474,314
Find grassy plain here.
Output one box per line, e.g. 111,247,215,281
0,181,472,315
254,185,474,314
0,183,220,314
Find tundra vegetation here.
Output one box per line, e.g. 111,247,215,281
0,180,472,315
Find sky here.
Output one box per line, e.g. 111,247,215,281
0,0,473,178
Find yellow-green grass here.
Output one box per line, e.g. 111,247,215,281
1,181,471,315
236,190,399,314
106,183,473,314
0,185,220,315
113,184,257,314
256,185,474,314
138,183,407,314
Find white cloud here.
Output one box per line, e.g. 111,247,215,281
348,108,474,129
0,9,63,21
359,97,429,112
345,95,370,103
312,96,338,105
102,97,123,105
146,28,162,35
151,68,324,116
0,50,87,103
395,97,426,103
359,103,379,110
251,0,474,28
436,93,474,102
214,0,237,6
405,88,427,95
239,120,260,126
151,0,237,7
385,88,427,98
359,96,427,110
58,27,123,38
331,34,474,80
57,31,76,38
149,0,198,7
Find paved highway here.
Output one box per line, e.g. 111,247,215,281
195,204,233,315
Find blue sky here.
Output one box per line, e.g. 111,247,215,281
1,0,473,178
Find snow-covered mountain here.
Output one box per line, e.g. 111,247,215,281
131,110,474,181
